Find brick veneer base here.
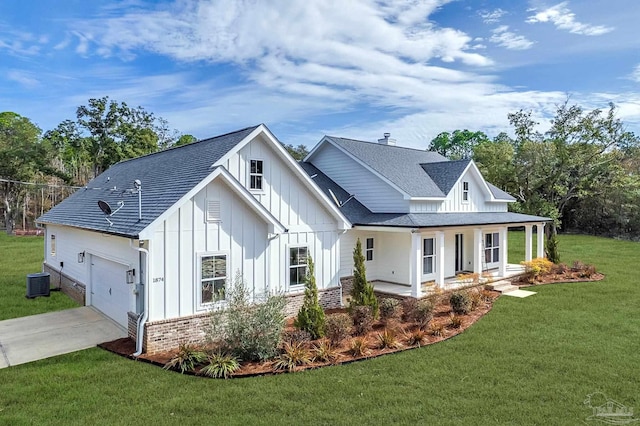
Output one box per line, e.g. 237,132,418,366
43,262,86,305
140,286,344,354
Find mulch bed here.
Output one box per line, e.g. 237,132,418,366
98,273,605,378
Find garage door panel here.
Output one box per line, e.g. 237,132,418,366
90,256,130,328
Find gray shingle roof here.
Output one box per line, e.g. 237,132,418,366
421,159,470,195
300,161,548,227
325,136,447,197
38,125,260,238
487,183,516,201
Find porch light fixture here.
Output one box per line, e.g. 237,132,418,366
77,251,85,263
126,269,135,284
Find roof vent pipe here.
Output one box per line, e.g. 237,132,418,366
378,132,396,146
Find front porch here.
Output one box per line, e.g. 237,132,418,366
372,263,527,298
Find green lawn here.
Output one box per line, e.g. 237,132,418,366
0,233,77,321
0,233,638,425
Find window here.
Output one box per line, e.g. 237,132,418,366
250,159,263,190
50,234,56,256
200,254,227,304
289,246,308,287
422,238,434,275
462,181,469,203
365,238,374,261
206,200,221,222
484,232,500,263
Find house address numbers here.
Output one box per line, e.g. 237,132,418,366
153,277,164,283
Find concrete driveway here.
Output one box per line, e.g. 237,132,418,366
0,307,127,368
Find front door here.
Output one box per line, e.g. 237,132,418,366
455,234,464,273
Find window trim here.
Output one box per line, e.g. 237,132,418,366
249,159,264,191
287,244,309,290
50,234,56,257
484,232,500,264
365,237,374,262
422,237,435,276
462,181,469,204
197,251,228,308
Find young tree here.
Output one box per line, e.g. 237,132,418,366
350,238,379,318
294,255,325,339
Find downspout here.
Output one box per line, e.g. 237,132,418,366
130,239,150,357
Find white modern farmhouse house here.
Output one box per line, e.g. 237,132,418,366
37,125,547,354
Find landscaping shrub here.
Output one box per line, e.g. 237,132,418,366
521,257,554,283
405,329,427,347
480,289,494,302
413,299,435,330
449,291,472,315
468,288,484,310
546,234,561,264
281,329,312,345
449,314,463,329
207,272,286,362
429,323,446,337
294,255,325,339
324,313,352,344
312,339,340,363
200,352,240,379
351,305,374,336
551,262,569,274
379,298,402,325
273,341,312,371
163,343,207,374
401,298,418,322
376,328,400,349
349,238,379,318
348,337,370,357
580,264,597,278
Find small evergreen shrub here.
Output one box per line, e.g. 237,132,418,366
349,337,370,357
163,343,207,374
273,341,312,371
546,234,560,264
521,258,554,283
324,313,353,344
349,238,379,318
312,339,340,363
379,298,402,324
200,352,240,379
413,299,435,330
207,272,286,362
351,305,374,336
449,291,472,315
376,328,400,349
294,255,325,339
405,329,427,347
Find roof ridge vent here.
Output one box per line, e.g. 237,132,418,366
377,132,396,146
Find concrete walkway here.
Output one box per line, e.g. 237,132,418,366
0,307,127,368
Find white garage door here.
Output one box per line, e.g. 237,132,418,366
90,256,130,328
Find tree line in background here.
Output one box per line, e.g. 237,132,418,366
2,98,639,239
430,101,640,239
0,97,196,234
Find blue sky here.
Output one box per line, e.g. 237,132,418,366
1,0,639,149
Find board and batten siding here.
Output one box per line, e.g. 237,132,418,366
43,224,138,312
309,142,409,213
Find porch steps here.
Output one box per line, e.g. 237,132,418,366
486,280,520,294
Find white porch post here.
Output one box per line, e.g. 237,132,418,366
410,231,422,298
436,231,445,287
537,222,546,258
473,228,483,274
499,227,507,277
524,224,533,262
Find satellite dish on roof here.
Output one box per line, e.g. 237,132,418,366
98,200,112,215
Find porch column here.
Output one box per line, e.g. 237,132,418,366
537,223,546,258
410,231,422,298
473,228,483,274
436,231,445,287
499,227,508,277
524,224,533,262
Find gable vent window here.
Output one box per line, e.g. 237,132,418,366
50,234,56,257
365,237,374,261
206,200,221,223
462,181,469,203
250,159,263,191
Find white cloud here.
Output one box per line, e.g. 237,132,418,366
630,65,640,83
479,8,506,24
6,70,40,88
490,26,535,50
526,2,613,36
